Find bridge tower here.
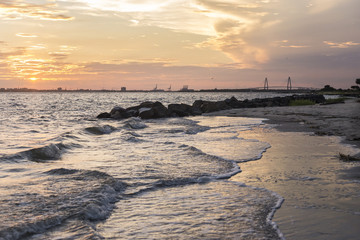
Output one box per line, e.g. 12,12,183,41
287,76,292,90
264,77,269,90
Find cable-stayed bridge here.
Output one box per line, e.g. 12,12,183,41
258,77,314,91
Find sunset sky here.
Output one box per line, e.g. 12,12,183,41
1,0,359,90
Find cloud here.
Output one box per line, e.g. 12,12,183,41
64,1,284,67
197,35,269,68
0,47,26,59
307,0,343,14
323,41,360,48
272,40,308,49
0,44,82,81
74,0,166,12
16,33,38,38
0,0,74,21
48,52,70,60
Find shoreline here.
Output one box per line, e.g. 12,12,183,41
231,128,359,239
207,98,360,239
206,98,360,148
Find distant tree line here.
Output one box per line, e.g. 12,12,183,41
320,78,360,91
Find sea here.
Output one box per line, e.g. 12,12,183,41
0,91,295,239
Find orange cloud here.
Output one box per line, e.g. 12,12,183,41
273,40,308,49
323,41,360,48
0,0,74,21
1,46,82,82
16,33,38,38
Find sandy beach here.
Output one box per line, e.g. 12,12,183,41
208,98,360,147
207,98,360,239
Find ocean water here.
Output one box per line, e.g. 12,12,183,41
0,92,287,240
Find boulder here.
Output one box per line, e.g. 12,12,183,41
216,101,232,110
225,96,241,108
152,101,169,118
97,94,327,120
126,109,139,117
192,100,204,114
138,107,154,119
110,106,131,119
139,101,155,108
126,101,154,112
97,112,111,119
126,101,169,119
198,100,231,113
168,103,193,117
287,94,326,104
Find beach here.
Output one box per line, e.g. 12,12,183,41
207,98,360,239
209,98,360,147
0,92,359,239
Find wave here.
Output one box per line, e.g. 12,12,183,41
125,136,145,143
0,142,78,163
166,118,211,135
237,142,271,163
182,144,241,178
98,181,284,239
24,143,67,162
123,117,147,129
232,182,285,240
0,168,126,240
84,124,117,135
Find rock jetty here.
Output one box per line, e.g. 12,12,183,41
97,94,326,120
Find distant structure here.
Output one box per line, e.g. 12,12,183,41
168,85,172,91
287,76,292,90
121,87,126,92
151,84,164,92
264,77,269,90
180,85,188,91
179,85,194,92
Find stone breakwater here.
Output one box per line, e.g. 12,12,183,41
97,94,326,120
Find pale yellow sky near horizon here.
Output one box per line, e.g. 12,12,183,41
0,0,359,90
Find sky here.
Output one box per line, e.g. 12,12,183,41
0,0,359,90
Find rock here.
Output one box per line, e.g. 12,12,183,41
126,101,154,112
152,101,169,118
126,109,138,117
138,107,154,119
192,100,204,114
225,96,241,108
168,103,193,117
126,101,169,119
216,101,232,110
97,112,111,119
139,101,155,108
339,153,360,161
110,106,131,119
293,94,325,104
110,106,126,115
97,94,327,120
199,100,231,113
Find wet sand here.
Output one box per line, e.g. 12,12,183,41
207,98,360,239
209,98,360,147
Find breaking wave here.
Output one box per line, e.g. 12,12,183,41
0,168,126,240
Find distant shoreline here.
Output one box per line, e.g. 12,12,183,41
2,88,359,96
0,88,315,93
